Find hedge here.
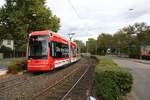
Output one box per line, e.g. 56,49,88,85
142,55,150,60
7,60,27,74
94,56,133,100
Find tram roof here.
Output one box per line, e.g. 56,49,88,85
30,30,78,46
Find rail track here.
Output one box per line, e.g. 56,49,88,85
0,71,48,91
0,73,27,90
32,58,95,100
61,63,90,100
0,58,95,100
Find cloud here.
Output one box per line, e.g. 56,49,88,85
122,2,150,21
1,0,150,42
0,0,5,6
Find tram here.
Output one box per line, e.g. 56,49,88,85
27,30,80,71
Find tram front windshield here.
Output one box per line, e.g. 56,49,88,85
28,35,48,59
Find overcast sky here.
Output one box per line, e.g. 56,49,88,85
1,0,150,42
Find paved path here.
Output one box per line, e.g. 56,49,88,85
112,57,150,100
0,59,12,69
0,58,25,75
0,69,7,75
132,59,150,65
0,58,25,69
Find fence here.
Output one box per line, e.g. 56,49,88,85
0,53,3,59
0,51,26,58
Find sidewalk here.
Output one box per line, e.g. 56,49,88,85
0,58,25,76
124,91,141,100
0,68,7,76
0,58,12,69
0,57,25,69
132,59,150,65
109,55,150,65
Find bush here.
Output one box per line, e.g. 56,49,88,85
0,45,12,52
142,55,150,60
94,56,133,100
7,60,27,74
0,46,13,58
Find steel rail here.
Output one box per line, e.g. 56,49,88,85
32,64,83,100
61,64,90,100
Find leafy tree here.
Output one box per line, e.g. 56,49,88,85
113,30,131,55
84,22,150,57
0,0,60,48
86,38,97,54
0,45,12,52
74,40,86,53
112,23,149,58
128,36,140,58
132,22,149,45
97,33,113,55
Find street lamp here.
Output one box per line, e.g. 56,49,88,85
68,33,75,41
67,33,75,63
26,13,37,59
13,44,17,59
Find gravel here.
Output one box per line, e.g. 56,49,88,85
0,58,89,100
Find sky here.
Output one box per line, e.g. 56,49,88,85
1,0,150,42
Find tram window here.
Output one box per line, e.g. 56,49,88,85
51,42,69,58
71,47,76,57
77,48,80,53
49,42,55,57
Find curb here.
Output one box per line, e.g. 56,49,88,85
128,91,141,100
0,69,27,76
0,69,7,76
133,60,150,65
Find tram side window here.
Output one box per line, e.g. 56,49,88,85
51,42,69,58
77,48,80,54
50,42,55,57
71,47,76,57
61,44,69,57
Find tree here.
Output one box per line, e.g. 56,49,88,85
86,38,97,54
113,31,132,55
0,45,12,52
133,22,150,45
0,0,60,47
85,22,150,57
112,24,144,58
97,33,113,55
84,22,149,57
74,40,86,53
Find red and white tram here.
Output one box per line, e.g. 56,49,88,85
27,30,80,71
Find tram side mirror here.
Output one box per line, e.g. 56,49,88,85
87,96,96,100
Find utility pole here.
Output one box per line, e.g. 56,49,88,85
68,33,75,41
67,33,75,63
95,40,97,55
86,41,88,53
13,44,16,59
26,13,37,59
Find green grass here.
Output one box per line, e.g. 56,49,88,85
94,56,133,100
96,56,119,69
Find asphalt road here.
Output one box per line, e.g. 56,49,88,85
112,57,150,100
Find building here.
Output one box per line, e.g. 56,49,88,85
141,45,150,56
0,39,14,50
